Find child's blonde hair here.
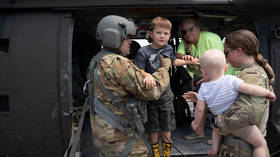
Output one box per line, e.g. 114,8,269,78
200,49,226,77
151,17,172,31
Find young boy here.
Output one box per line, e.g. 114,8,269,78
194,49,276,157
134,17,195,157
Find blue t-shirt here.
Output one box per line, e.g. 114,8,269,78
134,44,175,74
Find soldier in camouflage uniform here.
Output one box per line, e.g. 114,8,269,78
184,29,275,157
87,15,171,157
216,29,275,157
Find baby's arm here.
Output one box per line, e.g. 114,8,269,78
238,82,276,102
192,99,207,133
136,54,172,89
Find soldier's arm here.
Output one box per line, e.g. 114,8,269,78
134,66,156,89
133,49,157,89
138,69,151,78
140,54,172,90
238,82,276,102
152,54,171,77
112,57,169,101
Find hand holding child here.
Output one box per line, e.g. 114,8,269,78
143,74,156,89
267,91,276,102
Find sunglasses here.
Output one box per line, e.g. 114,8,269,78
224,48,236,56
182,26,195,35
224,50,229,55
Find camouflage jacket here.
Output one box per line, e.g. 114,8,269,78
218,62,270,157
87,50,170,156
220,62,270,134
89,49,170,119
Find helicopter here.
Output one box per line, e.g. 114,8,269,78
0,0,280,156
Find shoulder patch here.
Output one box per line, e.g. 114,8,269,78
245,71,257,74
239,65,268,86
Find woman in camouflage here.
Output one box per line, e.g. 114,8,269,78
184,29,275,156
217,29,275,157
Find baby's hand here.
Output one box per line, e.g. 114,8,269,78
267,91,276,102
183,91,197,102
143,74,156,89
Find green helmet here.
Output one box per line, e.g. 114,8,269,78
96,15,137,49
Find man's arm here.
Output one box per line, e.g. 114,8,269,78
137,54,172,89
110,56,169,101
238,82,276,102
136,68,156,89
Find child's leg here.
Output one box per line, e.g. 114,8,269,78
150,132,160,157
241,126,267,157
149,132,159,144
207,129,221,157
161,131,172,157
161,131,172,142
158,88,175,157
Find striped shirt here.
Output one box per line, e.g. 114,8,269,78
197,75,243,115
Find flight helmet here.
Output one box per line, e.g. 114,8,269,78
96,15,137,49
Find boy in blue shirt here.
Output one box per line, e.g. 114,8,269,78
134,16,197,157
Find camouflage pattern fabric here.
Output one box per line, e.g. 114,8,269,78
90,114,148,157
218,143,252,157
217,63,271,157
88,49,171,156
217,136,270,157
218,63,270,131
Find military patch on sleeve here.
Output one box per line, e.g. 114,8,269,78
239,68,261,86
245,71,257,74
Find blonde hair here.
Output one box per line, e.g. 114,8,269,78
179,17,207,54
151,16,172,31
200,49,226,78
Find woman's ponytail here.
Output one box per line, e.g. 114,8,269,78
226,29,275,85
255,53,275,84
